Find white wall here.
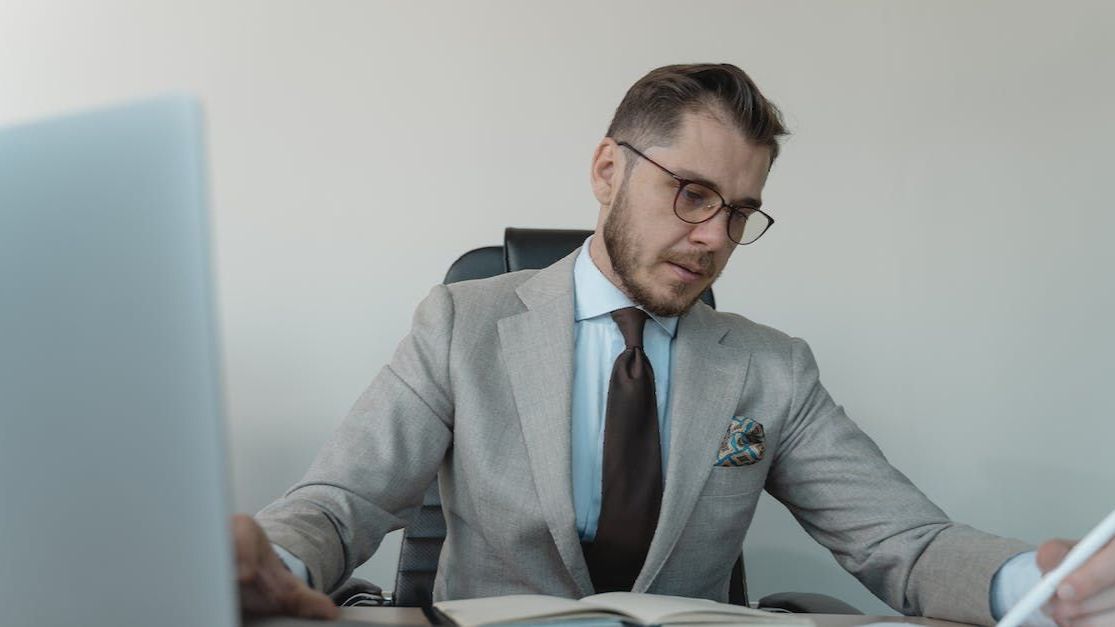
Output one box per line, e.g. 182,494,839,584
3,0,1112,614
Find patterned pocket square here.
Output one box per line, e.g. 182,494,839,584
715,416,766,467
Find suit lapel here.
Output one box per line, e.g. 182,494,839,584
633,302,752,592
497,249,593,596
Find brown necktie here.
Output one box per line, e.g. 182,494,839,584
582,307,664,592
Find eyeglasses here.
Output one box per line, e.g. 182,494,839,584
616,141,774,245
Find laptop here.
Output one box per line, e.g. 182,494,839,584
0,95,271,627
0,97,385,627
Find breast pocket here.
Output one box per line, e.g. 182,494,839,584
700,464,766,498
675,466,765,583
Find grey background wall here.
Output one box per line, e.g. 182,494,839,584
3,1,1112,615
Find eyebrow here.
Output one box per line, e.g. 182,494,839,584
673,167,763,210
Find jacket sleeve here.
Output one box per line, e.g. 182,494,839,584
764,337,1032,625
255,283,455,592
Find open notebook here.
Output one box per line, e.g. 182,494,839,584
430,592,814,627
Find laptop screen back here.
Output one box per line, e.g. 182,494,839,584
0,97,236,627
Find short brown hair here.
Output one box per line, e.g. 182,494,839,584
606,63,788,167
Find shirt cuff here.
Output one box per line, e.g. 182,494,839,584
272,543,311,586
990,550,1055,627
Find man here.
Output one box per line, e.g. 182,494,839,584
232,64,1114,625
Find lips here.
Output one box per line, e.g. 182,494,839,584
667,262,705,282
672,262,704,276
666,259,706,276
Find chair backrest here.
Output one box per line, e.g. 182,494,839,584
444,228,715,308
392,227,734,606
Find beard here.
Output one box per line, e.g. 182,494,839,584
602,183,719,317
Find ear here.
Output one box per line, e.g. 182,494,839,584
590,138,623,206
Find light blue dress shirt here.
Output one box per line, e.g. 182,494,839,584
571,236,678,542
275,237,1045,619
992,552,1050,624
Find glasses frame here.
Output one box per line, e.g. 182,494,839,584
616,140,774,245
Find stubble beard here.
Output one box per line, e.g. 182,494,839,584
602,184,713,318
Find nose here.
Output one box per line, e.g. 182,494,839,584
686,208,732,250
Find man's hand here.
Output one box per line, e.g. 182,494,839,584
1039,538,1115,627
232,514,340,621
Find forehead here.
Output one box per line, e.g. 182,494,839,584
645,110,771,203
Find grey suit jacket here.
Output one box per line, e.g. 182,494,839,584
257,248,1031,625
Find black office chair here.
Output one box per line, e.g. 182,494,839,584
330,228,861,615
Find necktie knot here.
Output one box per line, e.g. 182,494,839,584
611,307,647,348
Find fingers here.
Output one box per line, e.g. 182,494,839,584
1059,540,1115,604
231,514,339,620
1050,586,1115,620
1051,585,1115,624
1039,537,1115,627
240,549,338,620
1039,540,1076,574
265,563,338,620
1055,607,1115,627
287,582,341,620
232,513,265,582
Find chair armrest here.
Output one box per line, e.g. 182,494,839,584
330,577,389,607
757,592,863,615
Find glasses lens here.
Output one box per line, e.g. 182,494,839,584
674,182,722,223
728,209,771,245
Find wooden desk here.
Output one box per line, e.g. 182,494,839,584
245,607,975,627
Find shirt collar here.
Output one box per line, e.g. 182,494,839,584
573,236,679,338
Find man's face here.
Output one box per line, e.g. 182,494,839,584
590,110,772,317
